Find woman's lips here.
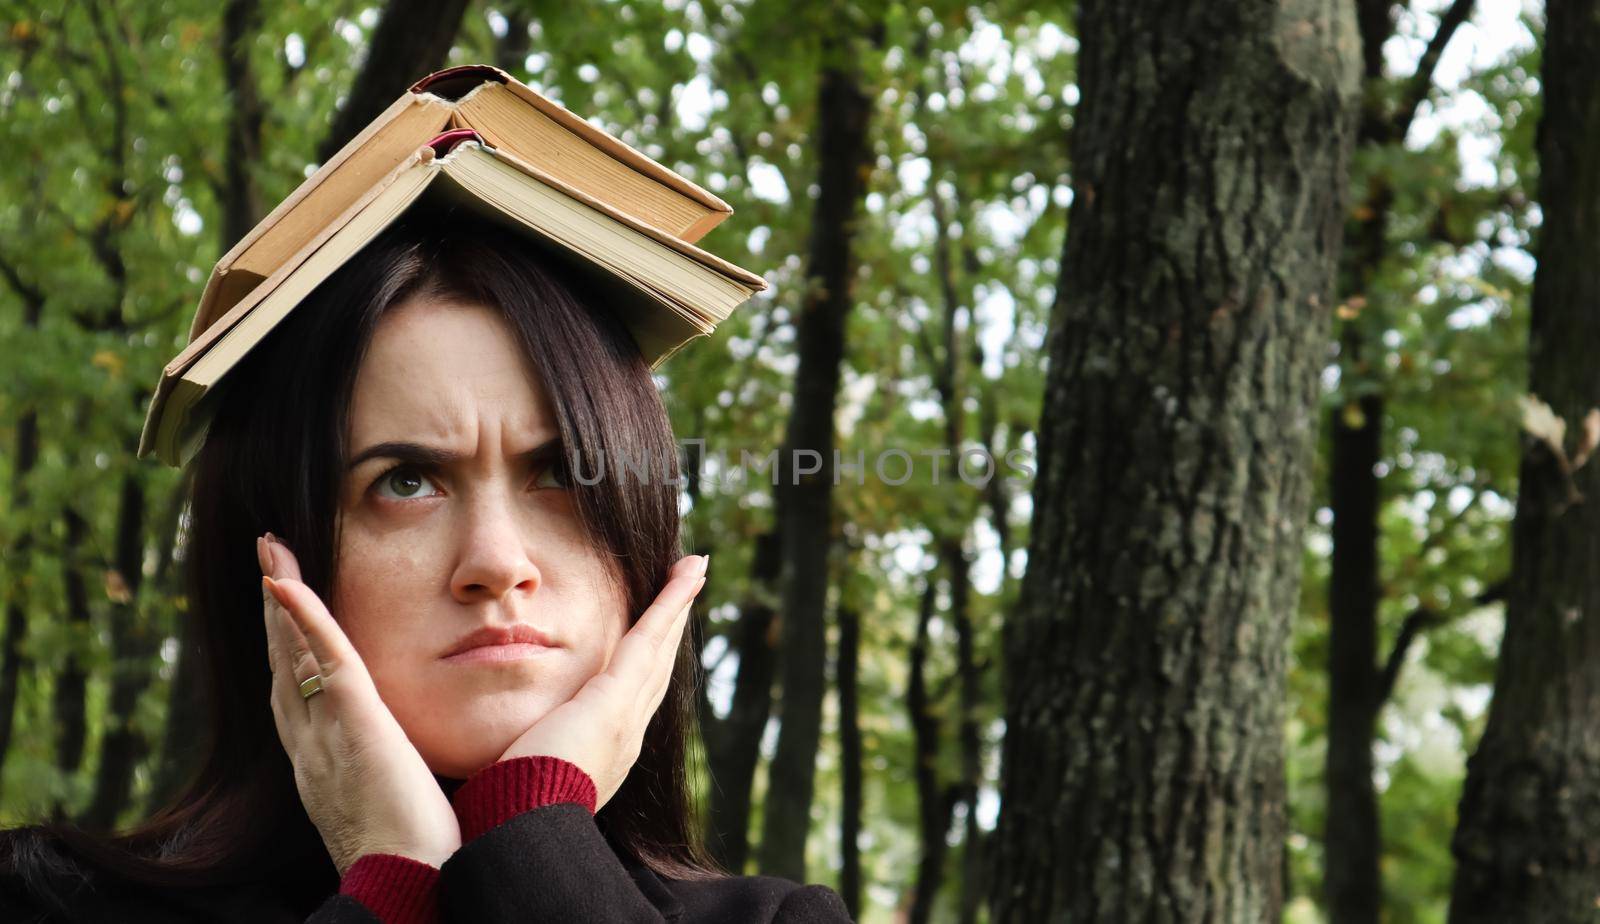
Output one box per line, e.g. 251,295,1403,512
440,623,560,660
441,642,557,665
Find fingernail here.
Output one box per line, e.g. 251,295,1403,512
257,536,274,576
263,575,289,610
701,554,711,575
692,576,706,596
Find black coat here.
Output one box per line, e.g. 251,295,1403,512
0,802,854,923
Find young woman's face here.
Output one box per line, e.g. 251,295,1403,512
332,294,628,779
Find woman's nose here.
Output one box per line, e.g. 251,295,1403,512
449,498,541,603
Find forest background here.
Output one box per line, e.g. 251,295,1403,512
0,0,1579,921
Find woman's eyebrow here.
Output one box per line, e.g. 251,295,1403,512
346,436,562,472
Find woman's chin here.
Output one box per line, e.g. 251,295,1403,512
411,707,560,778
423,742,517,780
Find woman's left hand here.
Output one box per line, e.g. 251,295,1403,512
495,553,708,810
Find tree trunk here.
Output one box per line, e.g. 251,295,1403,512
837,595,863,920
220,0,265,251
988,1,1359,919
0,411,35,772
149,590,203,812
52,506,92,821
316,0,473,164
703,529,780,874
493,9,532,78
925,165,986,924
949,538,982,924
0,260,45,776
1448,3,1600,918
909,579,954,924
757,29,877,882
1325,389,1381,922
1323,3,1474,916
1322,6,1392,913
80,473,154,832
146,473,198,814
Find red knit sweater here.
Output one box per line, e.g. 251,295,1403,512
337,754,598,924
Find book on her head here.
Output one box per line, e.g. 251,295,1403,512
137,65,767,469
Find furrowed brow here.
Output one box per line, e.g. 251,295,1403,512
346,436,562,472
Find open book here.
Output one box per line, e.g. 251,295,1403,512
136,133,767,468
186,63,737,344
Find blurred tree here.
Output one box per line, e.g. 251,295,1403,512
1286,6,1540,916
755,2,885,883
0,238,43,777
1449,0,1600,919
1324,2,1477,921
834,542,864,919
906,573,949,924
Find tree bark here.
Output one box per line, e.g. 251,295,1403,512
1448,2,1600,919
0,254,45,776
0,412,36,772
316,0,473,164
493,8,532,78
926,159,986,924
146,473,197,814
148,587,202,812
1323,8,1391,915
702,529,780,874
1325,389,1381,922
837,594,863,920
1324,4,1473,918
52,506,92,821
949,537,982,924
220,0,265,251
80,473,155,832
988,1,1359,919
909,579,955,924
757,27,877,882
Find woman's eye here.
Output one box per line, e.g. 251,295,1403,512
533,457,572,491
374,466,441,501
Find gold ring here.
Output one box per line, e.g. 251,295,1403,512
299,674,324,700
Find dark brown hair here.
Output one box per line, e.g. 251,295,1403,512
1,205,728,915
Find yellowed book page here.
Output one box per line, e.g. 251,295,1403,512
190,94,453,338
187,164,440,390
460,84,718,243
464,79,732,236
144,159,442,463
444,150,754,325
158,144,441,398
145,134,763,462
425,173,706,367
450,142,766,290
413,64,733,233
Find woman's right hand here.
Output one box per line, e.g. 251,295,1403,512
258,533,462,875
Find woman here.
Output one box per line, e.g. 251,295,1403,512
0,208,852,922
